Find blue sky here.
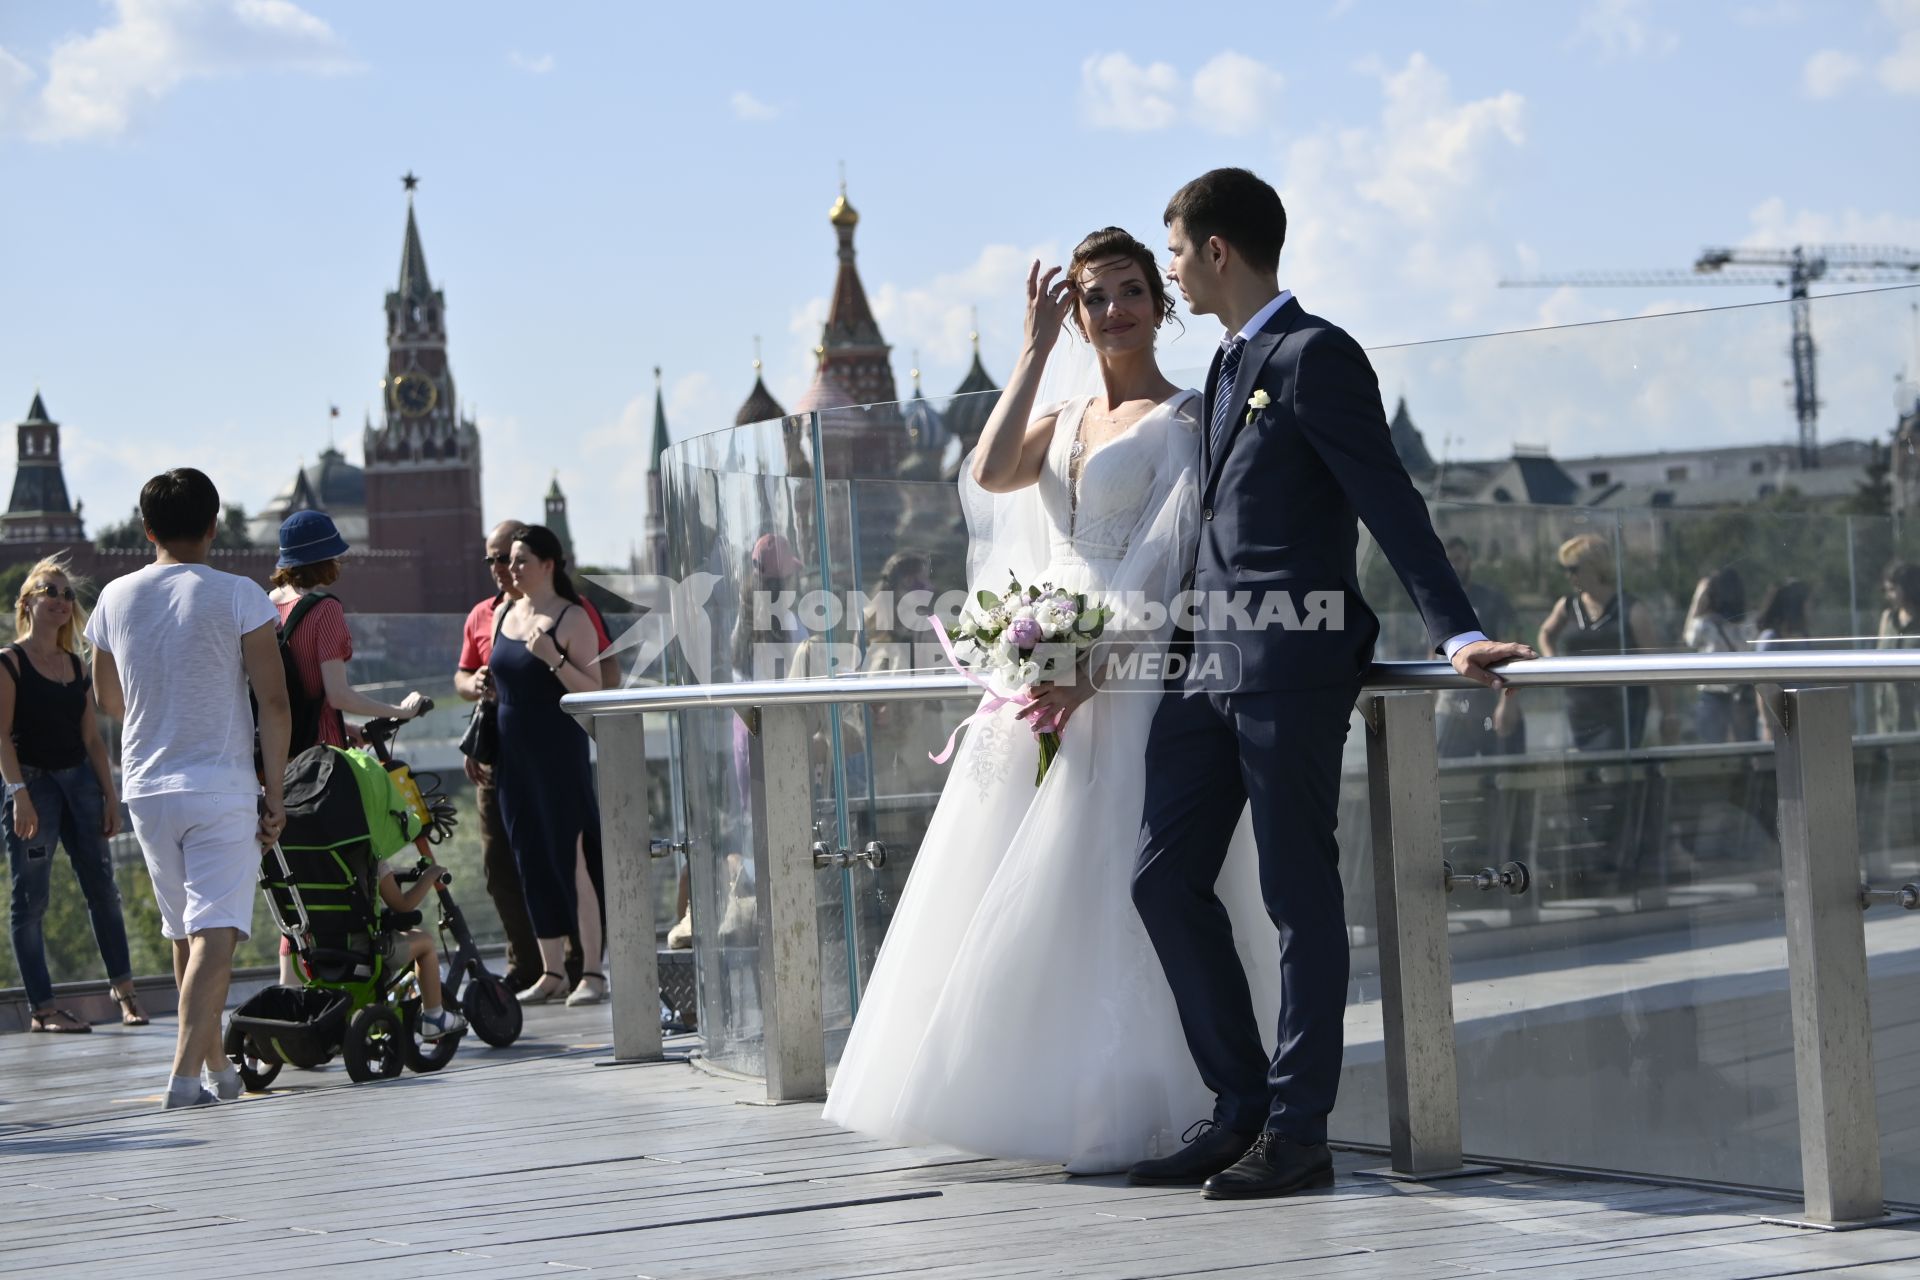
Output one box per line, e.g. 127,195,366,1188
2,0,1917,565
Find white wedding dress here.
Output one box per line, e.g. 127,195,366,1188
822,390,1279,1174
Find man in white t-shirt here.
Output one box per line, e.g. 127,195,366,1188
86,468,291,1110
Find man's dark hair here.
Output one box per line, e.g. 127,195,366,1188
139,468,221,544
1164,167,1287,275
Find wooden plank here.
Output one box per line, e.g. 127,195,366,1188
7,1002,1920,1279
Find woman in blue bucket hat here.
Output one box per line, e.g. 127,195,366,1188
269,510,429,753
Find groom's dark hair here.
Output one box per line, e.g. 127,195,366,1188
1164,168,1286,275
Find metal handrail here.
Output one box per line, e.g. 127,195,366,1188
564,651,1920,718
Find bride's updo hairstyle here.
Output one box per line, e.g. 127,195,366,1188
1067,226,1177,339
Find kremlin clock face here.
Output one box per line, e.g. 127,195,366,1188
392,374,437,417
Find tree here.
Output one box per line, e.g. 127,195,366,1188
215,503,253,549
1845,441,1894,518
92,507,145,550
91,502,254,549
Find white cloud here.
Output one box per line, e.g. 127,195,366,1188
1735,0,1804,23
1078,52,1183,131
1803,49,1864,98
1191,52,1285,135
508,50,555,74
730,90,779,121
1079,50,1287,134
5,0,355,142
1881,27,1920,93
0,45,33,131
1348,54,1525,228
1741,195,1920,250
1572,0,1680,58
867,241,1063,370
1798,0,1920,98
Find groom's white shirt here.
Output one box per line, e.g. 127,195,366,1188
1226,288,1488,660
1231,289,1294,344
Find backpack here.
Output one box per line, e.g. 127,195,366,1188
281,745,425,866
274,589,345,757
277,745,426,943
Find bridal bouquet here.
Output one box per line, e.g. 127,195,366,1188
931,575,1112,784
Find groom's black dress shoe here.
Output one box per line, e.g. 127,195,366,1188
1201,1132,1335,1199
1126,1121,1258,1186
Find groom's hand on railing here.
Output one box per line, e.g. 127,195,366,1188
1451,639,1537,688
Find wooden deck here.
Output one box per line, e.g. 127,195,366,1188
4,1005,1920,1278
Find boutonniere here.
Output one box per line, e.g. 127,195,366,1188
1244,388,1270,425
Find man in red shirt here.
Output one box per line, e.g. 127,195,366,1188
456,519,616,989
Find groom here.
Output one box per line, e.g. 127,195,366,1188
1129,168,1534,1199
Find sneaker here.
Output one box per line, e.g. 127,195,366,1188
208,1067,244,1101
419,1008,468,1041
163,1087,218,1111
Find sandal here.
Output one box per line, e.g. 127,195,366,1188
29,1007,91,1034
112,988,150,1027
515,971,568,1005
566,972,609,1007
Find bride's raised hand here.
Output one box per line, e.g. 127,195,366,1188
1023,260,1075,357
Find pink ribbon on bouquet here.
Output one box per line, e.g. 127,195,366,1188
926,616,1061,763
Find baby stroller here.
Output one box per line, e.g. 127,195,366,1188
358,709,523,1052
223,710,519,1088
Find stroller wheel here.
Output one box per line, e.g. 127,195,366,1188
343,1004,407,1082
461,973,524,1048
402,1001,462,1074
223,1020,282,1092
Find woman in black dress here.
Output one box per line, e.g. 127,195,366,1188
493,526,607,1006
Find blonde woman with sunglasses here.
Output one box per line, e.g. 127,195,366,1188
1,556,144,1032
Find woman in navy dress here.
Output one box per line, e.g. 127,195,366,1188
492,525,607,1006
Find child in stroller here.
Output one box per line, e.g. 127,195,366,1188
374,854,466,1041
227,742,470,1086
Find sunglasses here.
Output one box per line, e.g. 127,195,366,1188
30,583,76,601
483,554,511,566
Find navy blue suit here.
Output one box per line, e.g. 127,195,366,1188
1133,296,1480,1143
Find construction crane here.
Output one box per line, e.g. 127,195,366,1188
1503,245,1920,467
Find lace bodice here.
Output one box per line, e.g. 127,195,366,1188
1037,393,1199,566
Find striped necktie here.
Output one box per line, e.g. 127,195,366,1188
1209,337,1246,467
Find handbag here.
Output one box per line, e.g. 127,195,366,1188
458,698,497,765
459,601,509,765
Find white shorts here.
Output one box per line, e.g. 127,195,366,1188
127,791,260,941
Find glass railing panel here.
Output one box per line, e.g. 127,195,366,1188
665,412,825,1069
1382,713,1797,1189
1860,724,1920,1204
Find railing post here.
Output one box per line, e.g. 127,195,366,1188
1762,686,1902,1229
592,711,662,1063
748,704,825,1101
1357,692,1492,1181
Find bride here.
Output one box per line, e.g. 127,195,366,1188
822,227,1276,1174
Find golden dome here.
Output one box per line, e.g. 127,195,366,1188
829,190,859,228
